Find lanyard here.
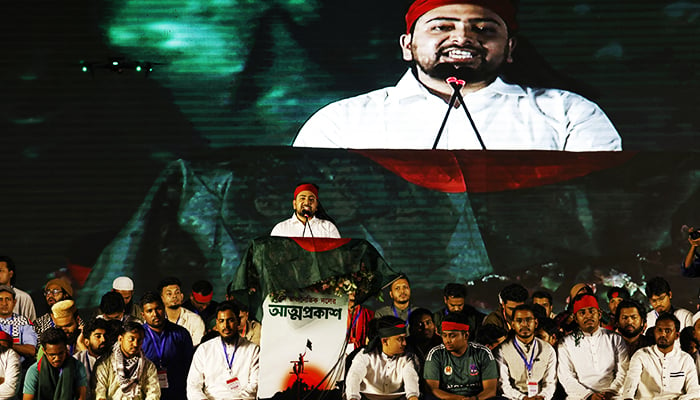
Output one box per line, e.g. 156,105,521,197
222,337,239,370
513,339,537,375
392,305,411,325
145,326,167,366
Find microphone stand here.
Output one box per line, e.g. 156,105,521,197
432,77,487,150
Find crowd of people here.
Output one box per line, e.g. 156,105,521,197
1,248,700,400
345,276,700,400
0,255,262,400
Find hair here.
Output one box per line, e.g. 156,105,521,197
139,291,165,309
680,326,699,354
511,303,537,320
231,299,249,313
0,256,16,286
122,320,145,337
500,283,528,303
215,301,241,322
614,299,646,324
408,308,432,326
391,274,410,287
537,318,560,337
475,324,508,346
191,280,213,296
82,317,111,339
655,312,680,332
157,277,182,294
443,311,470,327
100,291,125,314
532,290,552,303
443,283,467,299
645,277,671,298
531,304,547,321
41,327,68,347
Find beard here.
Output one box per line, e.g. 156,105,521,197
618,324,644,339
413,44,508,84
657,339,672,349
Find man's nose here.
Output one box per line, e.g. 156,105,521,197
450,24,478,45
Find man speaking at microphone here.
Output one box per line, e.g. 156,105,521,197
271,183,341,238
293,0,621,151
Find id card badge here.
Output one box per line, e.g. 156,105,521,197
157,369,169,389
527,381,538,397
226,377,240,391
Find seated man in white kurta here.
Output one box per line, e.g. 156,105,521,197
187,301,259,400
345,316,420,400
271,183,340,238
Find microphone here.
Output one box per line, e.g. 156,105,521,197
301,209,315,238
301,209,312,219
432,77,487,150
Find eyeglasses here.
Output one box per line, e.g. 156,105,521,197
44,289,63,296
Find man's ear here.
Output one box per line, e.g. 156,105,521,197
399,34,413,62
506,36,517,63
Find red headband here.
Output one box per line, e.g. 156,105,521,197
572,295,599,314
294,184,319,199
405,0,518,34
610,291,620,299
442,321,470,331
192,291,213,303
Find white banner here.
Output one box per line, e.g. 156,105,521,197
258,291,349,398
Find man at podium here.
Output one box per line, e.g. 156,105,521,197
293,0,621,151
271,183,341,238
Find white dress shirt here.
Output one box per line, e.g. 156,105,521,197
622,344,700,400
187,336,259,400
294,70,621,151
270,214,340,238
0,348,20,400
496,337,557,400
175,307,205,346
646,308,694,334
345,350,420,400
557,327,629,400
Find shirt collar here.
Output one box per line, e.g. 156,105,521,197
392,69,526,102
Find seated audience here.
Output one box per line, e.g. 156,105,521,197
0,256,35,322
0,331,19,399
182,280,218,329
483,283,528,331
614,299,652,355
158,277,205,346
345,316,420,400
535,318,561,347
495,304,557,400
622,313,700,399
0,285,37,364
604,287,630,329
97,292,127,322
187,301,259,400
475,324,508,351
424,313,499,400
34,278,76,339
140,291,193,400
345,292,372,351
375,275,416,325
434,284,485,336
93,321,160,400
532,290,556,319
112,277,142,323
23,328,87,400
47,300,81,355
73,318,110,400
406,308,442,363
558,293,629,399
645,277,694,333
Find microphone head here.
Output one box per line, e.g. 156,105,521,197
446,76,465,89
301,209,312,218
